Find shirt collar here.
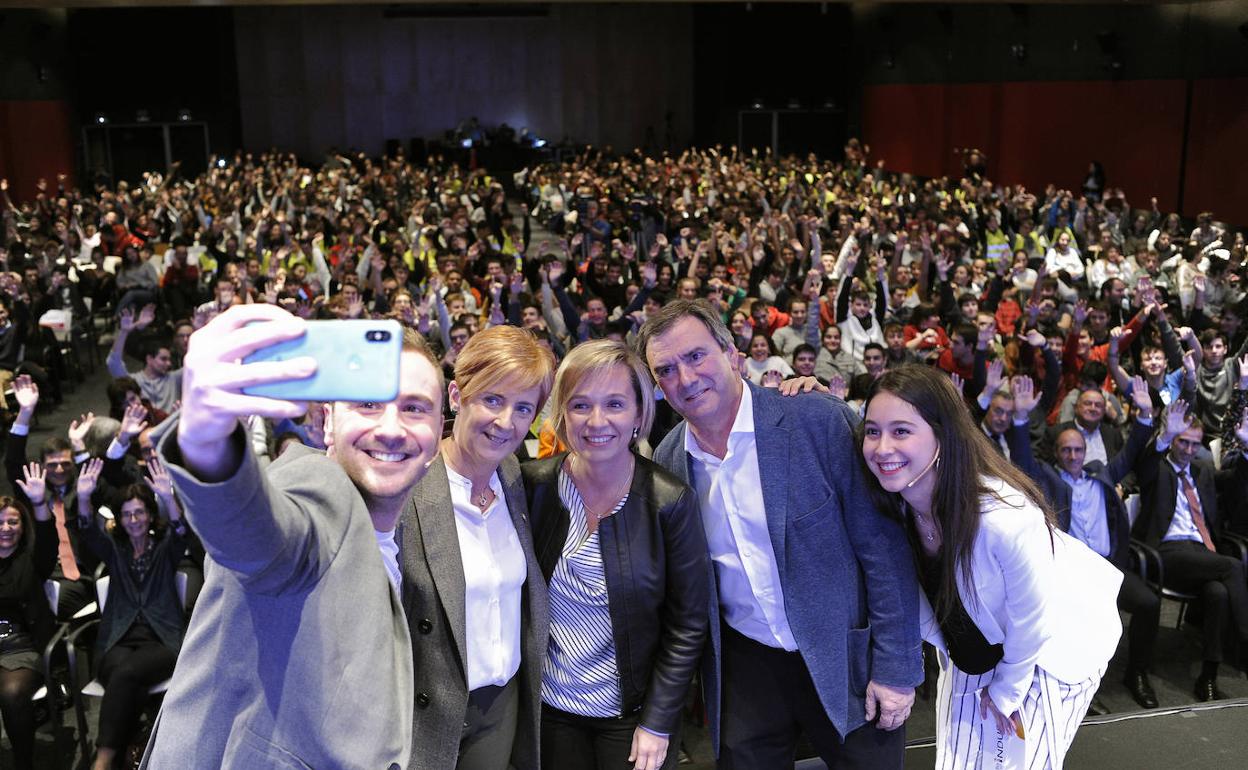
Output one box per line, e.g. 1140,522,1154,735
684,381,753,461
1059,467,1088,484
1166,457,1193,481
444,463,501,494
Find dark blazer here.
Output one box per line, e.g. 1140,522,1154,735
70,512,191,657
401,454,548,770
1010,418,1153,571
1043,420,1125,465
4,430,99,578
653,382,922,748
522,453,709,734
1132,443,1248,547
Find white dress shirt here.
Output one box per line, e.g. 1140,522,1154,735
1161,460,1205,544
1059,470,1111,558
1076,423,1108,466
446,465,527,690
685,385,798,651
979,422,1010,460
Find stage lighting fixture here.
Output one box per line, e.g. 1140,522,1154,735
136,109,150,123
177,108,192,122
93,113,108,125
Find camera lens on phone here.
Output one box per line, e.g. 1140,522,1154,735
366,330,391,342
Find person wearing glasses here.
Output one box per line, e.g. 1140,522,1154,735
72,457,193,770
3,375,98,620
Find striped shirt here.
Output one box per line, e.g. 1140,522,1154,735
541,469,627,718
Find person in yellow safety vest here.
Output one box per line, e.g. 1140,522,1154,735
982,214,1011,267
1011,218,1048,262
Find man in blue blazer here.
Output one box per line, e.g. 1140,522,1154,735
1007,374,1162,709
637,300,922,769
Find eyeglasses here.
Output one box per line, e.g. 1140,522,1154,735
43,461,72,469
119,511,147,521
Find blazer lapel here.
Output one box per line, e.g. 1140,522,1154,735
750,385,790,575
409,457,468,669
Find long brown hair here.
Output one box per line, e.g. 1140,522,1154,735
858,364,1056,622
0,496,35,557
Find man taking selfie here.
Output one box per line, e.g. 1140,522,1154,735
141,304,443,769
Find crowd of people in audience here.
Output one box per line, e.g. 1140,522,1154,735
0,136,1246,767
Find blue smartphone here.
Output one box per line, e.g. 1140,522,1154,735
242,319,403,402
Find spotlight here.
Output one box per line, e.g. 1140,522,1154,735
135,109,150,123
93,112,108,125
176,108,192,122
750,97,764,109
786,97,801,109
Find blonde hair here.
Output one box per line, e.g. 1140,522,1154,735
454,325,555,409
549,339,655,449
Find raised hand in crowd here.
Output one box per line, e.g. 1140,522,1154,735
76,457,104,513
68,412,96,454
15,462,48,513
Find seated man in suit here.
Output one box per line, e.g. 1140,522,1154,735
142,304,443,769
1132,400,1248,701
1008,374,1163,709
1044,383,1125,465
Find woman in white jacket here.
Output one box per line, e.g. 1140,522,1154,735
857,364,1122,769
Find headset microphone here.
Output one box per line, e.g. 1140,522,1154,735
905,448,941,489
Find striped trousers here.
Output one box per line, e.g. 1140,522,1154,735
934,654,1102,770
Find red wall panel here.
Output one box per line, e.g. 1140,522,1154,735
1182,78,1248,226
0,100,75,204
864,80,1189,215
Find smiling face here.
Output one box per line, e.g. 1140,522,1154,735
645,316,742,427
1075,389,1106,429
0,506,22,558
448,380,542,471
862,391,940,508
119,497,152,542
749,334,771,361
42,450,74,489
562,364,641,466
794,349,816,376
324,351,444,511
1140,349,1166,378
822,325,842,354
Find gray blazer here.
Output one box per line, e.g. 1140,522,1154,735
401,454,548,770
653,382,922,750
142,421,413,770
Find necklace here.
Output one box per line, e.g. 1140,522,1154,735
475,489,491,508
569,456,633,523
911,506,937,543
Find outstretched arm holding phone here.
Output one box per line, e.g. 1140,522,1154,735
175,304,312,482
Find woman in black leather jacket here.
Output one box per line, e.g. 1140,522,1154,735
522,340,708,770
